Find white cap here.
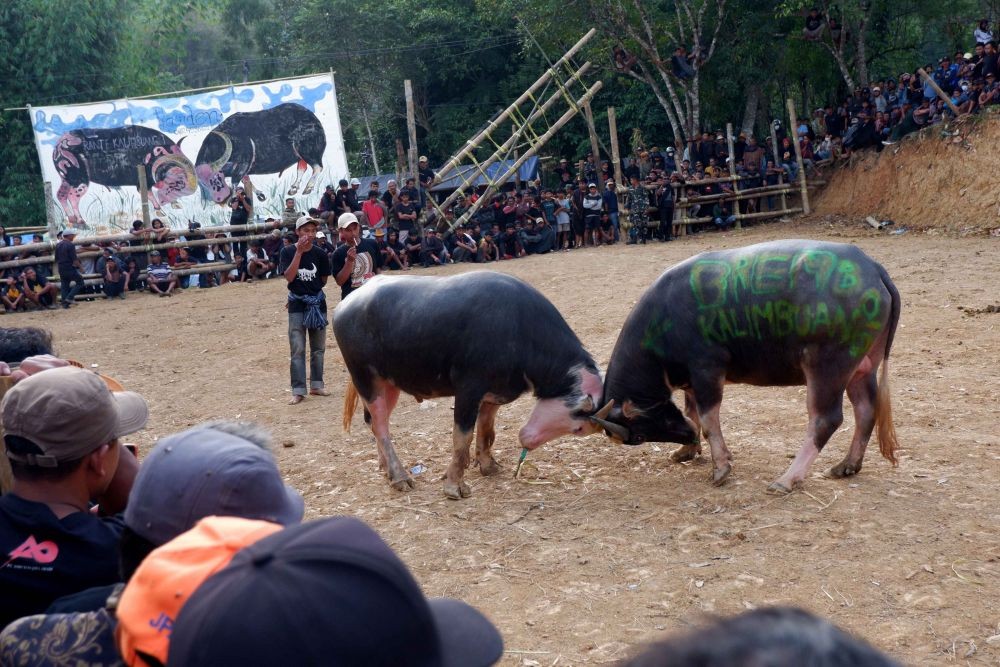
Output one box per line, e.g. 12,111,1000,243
295,215,319,230
337,212,360,229
350,178,361,186
316,231,326,239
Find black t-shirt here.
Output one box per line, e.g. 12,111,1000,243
0,494,124,629
393,203,417,232
418,167,435,188
230,200,250,225
277,245,331,313
330,238,381,300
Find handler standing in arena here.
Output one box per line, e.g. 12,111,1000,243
279,216,331,405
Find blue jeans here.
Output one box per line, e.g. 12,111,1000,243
289,311,326,395
608,211,620,240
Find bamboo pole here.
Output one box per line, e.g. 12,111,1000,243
432,29,596,186
424,63,594,223
405,80,418,179
786,98,811,214
917,68,962,116
512,124,522,191
47,262,239,287
395,139,406,183
582,100,601,174
676,207,803,226
0,220,286,258
361,106,381,176
608,107,622,189
451,81,603,231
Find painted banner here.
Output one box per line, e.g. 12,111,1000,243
29,74,348,234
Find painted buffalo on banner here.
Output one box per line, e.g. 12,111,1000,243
30,74,348,234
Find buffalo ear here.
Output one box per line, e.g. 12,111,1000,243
579,395,595,413
621,400,641,419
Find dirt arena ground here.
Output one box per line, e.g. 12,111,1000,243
11,217,998,665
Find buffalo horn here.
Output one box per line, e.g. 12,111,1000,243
209,131,233,173
592,399,614,420
590,416,630,442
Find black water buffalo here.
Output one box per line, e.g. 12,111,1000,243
335,272,608,499
52,126,196,226
592,240,901,493
195,103,326,204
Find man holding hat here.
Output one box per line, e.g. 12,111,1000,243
331,212,381,301
54,229,84,308
278,216,331,405
0,366,148,627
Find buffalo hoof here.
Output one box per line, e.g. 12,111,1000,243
302,185,315,195
443,480,471,499
478,457,501,476
390,475,415,491
827,461,862,478
670,444,701,463
765,481,795,495
287,186,299,196
170,202,182,209
711,463,732,486
255,191,266,202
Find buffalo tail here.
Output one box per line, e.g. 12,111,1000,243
875,264,901,466
343,379,359,433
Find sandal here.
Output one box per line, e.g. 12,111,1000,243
288,395,305,405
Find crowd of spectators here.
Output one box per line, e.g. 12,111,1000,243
0,326,903,665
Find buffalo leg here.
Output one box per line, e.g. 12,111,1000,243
829,369,878,478
690,380,731,485
769,368,848,494
287,159,307,195
302,163,323,195
367,384,412,491
671,390,704,463
443,393,482,499
475,402,502,476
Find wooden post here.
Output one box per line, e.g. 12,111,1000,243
725,122,741,230
917,68,962,117
136,165,151,226
608,107,622,189
43,181,59,239
404,80,418,179
786,98,811,215
582,100,601,177
361,106,381,176
767,121,787,212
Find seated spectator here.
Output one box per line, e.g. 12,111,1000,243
124,258,143,292
19,268,58,310
281,197,299,228
245,241,271,280
165,516,504,667
451,225,478,262
146,251,176,297
802,7,824,40
171,247,202,289
2,277,25,312
498,223,524,259
712,201,737,230
671,46,695,79
612,45,638,73
0,366,147,628
620,606,899,666
419,228,451,267
519,217,556,255
378,229,406,270
478,230,499,262
0,421,304,664
403,232,422,267
97,248,126,300
975,18,994,45
262,228,283,261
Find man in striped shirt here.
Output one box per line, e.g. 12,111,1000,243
146,251,176,297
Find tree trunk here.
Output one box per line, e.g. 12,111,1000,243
741,84,761,136
853,14,870,87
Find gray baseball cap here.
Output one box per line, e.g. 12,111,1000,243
124,425,304,545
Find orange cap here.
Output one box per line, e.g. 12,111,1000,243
116,516,281,666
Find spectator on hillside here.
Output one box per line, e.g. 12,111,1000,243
0,366,147,628
975,19,993,45
0,421,305,665
164,516,504,667
146,251,177,297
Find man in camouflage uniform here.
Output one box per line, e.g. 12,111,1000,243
626,173,650,245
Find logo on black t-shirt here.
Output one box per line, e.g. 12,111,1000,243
3,535,58,568
297,263,318,282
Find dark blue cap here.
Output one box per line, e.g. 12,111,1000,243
167,516,504,667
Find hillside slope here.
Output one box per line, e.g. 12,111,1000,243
813,112,1000,235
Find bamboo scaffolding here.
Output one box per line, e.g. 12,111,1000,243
45,262,239,288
